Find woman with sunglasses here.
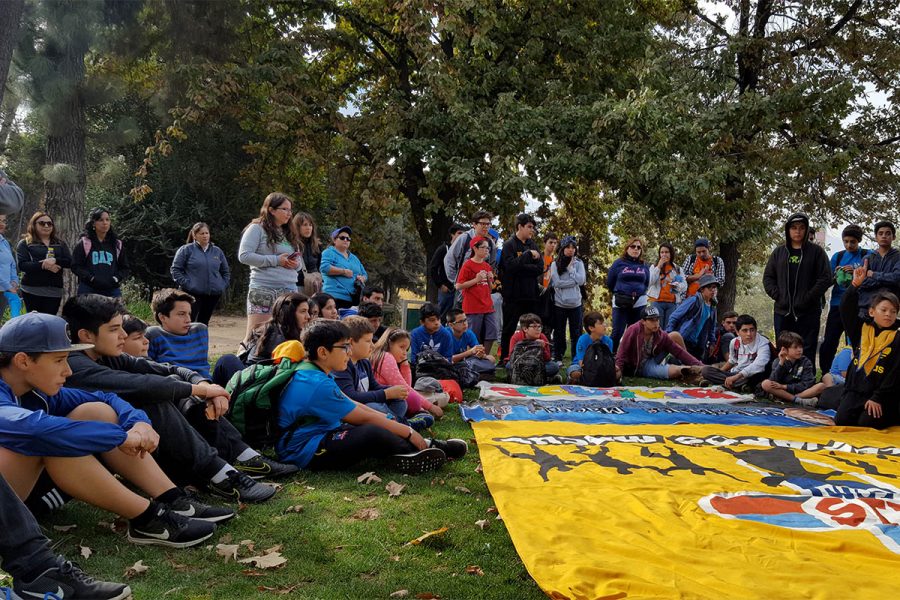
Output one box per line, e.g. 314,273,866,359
238,192,303,344
606,237,650,353
171,222,231,325
320,226,368,310
15,212,73,315
71,207,130,298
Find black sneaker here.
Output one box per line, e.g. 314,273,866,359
165,493,236,523
430,438,469,460
208,470,277,503
12,557,131,600
234,455,299,480
127,506,215,548
386,447,446,474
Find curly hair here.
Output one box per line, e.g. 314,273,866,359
247,192,298,250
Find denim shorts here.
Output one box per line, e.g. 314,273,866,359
639,352,671,380
247,286,296,315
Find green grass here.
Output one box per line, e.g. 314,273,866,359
30,403,546,600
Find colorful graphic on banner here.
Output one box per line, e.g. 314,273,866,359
463,384,830,427
475,421,900,599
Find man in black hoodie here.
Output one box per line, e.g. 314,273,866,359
499,213,544,363
857,220,900,315
762,213,832,368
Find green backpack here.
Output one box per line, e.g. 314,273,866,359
226,358,305,448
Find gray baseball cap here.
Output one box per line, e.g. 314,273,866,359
0,313,94,353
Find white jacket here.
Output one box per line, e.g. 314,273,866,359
647,263,687,303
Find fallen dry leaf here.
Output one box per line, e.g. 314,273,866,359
304,485,316,491
389,590,409,598
454,486,471,494
242,569,266,577
343,496,353,502
495,514,503,521
238,551,287,570
486,506,498,514
390,555,401,562
53,524,77,533
475,519,489,530
350,507,380,521
357,471,382,485
465,565,484,576
264,544,283,554
219,533,233,544
215,544,240,562
405,526,449,546
258,584,301,594
124,560,149,579
385,481,406,498
284,505,304,514
268,483,284,492
475,463,483,473
79,546,92,560
240,539,256,552
415,593,441,599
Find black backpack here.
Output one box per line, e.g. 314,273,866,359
415,346,459,381
580,341,616,387
508,340,546,386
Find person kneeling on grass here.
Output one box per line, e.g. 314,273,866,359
759,331,818,406
615,305,702,383
277,320,467,473
62,295,288,503
567,311,613,384
0,313,224,549
833,264,900,428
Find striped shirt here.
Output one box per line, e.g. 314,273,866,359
145,323,211,379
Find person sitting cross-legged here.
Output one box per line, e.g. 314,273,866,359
615,305,702,382
0,313,220,548
445,308,497,378
62,294,289,503
567,311,613,384
700,314,772,391
759,331,818,406
276,320,468,473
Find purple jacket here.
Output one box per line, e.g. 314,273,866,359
615,321,701,372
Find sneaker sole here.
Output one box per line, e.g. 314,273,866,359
172,510,236,524
443,438,469,460
387,448,446,475
235,465,301,480
126,528,214,549
10,588,133,600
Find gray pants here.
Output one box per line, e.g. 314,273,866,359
700,366,766,389
0,474,55,580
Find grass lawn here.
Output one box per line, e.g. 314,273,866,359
18,401,546,600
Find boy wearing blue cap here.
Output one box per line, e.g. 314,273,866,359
0,313,221,549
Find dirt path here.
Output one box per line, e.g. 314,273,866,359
208,314,247,356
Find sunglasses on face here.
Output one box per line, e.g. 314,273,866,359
629,244,642,250
37,221,53,226
336,236,351,241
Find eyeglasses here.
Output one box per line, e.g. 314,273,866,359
628,244,642,250
476,221,491,226
328,343,352,353
527,324,543,330
474,244,487,250
336,236,351,241
37,221,53,227
451,319,468,325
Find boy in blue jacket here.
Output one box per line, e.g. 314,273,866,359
332,316,410,422
667,274,719,360
409,302,454,364
0,313,218,548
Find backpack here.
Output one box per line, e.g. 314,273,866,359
415,346,460,381
225,357,304,448
81,236,123,260
580,341,616,387
508,340,546,386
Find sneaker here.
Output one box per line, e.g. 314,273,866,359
794,396,819,408
234,455,300,480
165,493,236,523
430,438,469,460
208,470,277,503
698,378,712,388
127,506,215,548
386,447,446,474
407,412,435,432
12,557,132,600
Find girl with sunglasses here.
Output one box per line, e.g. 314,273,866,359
15,212,73,315
606,237,650,353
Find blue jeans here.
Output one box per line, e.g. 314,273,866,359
653,301,677,329
77,283,122,297
364,400,409,422
437,289,455,320
0,475,56,579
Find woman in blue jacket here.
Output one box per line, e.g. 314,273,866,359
606,237,650,353
171,222,231,325
320,226,368,309
0,214,21,320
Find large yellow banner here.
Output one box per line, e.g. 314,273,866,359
474,421,900,599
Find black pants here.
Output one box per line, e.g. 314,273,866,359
818,305,844,375
538,291,556,351
835,399,900,429
21,292,62,316
212,354,245,388
306,424,416,471
554,305,582,361
191,293,221,325
1,475,56,580
773,310,821,369
700,365,768,389
500,298,537,362
334,297,354,310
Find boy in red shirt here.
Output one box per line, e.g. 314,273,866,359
456,236,498,356
506,313,560,380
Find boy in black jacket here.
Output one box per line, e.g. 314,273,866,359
759,331,817,406
834,264,900,428
61,295,292,503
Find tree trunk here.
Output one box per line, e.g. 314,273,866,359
0,0,25,110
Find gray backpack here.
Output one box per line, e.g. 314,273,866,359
508,340,546,386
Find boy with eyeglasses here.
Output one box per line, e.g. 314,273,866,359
277,320,467,473
445,308,496,377
507,313,560,379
